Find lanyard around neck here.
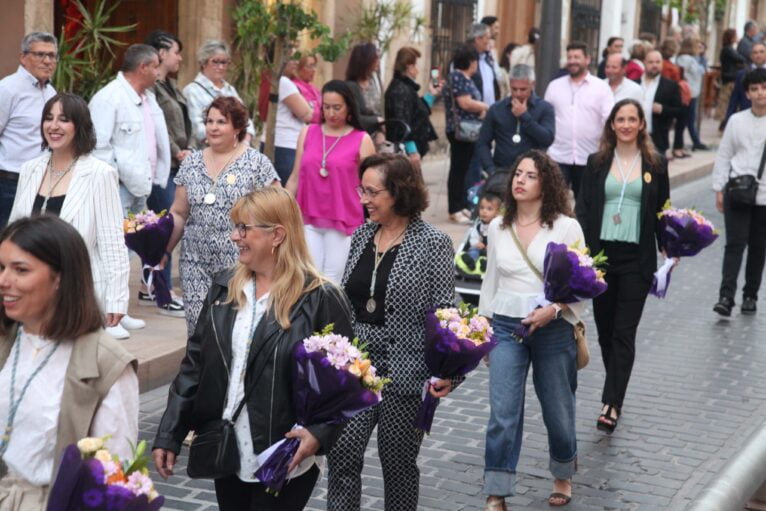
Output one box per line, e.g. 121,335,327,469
613,151,641,214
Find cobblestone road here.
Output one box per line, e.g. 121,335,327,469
138,176,766,510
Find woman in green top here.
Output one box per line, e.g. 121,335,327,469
575,98,671,434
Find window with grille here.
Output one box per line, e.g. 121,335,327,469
431,0,477,77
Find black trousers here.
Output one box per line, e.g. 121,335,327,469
558,163,585,200
592,241,651,409
651,127,670,153
719,197,766,301
447,133,475,214
214,464,319,511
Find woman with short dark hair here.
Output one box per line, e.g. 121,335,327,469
10,93,131,339
0,215,138,504
162,95,280,335
327,153,456,511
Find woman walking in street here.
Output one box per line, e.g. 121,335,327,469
327,154,456,511
162,96,279,335
575,99,671,433
153,187,354,511
480,150,585,510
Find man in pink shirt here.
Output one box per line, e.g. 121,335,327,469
544,42,614,198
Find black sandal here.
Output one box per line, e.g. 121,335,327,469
597,405,620,434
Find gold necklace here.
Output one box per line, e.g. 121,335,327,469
515,216,540,227
203,144,241,205
365,226,407,314
42,156,77,213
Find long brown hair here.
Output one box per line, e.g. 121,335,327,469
593,99,662,172
227,187,326,329
501,150,573,230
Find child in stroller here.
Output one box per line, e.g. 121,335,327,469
456,193,502,276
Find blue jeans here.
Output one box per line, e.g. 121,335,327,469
273,146,296,185
0,176,19,231
147,171,177,288
484,315,578,497
687,97,703,146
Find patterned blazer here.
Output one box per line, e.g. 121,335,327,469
341,218,456,395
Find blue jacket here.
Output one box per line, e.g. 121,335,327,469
476,94,555,173
725,65,766,122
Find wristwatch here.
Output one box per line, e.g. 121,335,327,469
551,303,563,320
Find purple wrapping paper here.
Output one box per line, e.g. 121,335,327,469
47,445,164,511
649,213,718,298
415,311,497,433
253,342,381,494
124,214,174,306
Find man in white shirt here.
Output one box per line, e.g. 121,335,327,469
604,53,643,103
544,41,614,198
0,32,58,229
712,68,766,317
90,44,182,323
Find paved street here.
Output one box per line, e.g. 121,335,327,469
138,175,766,510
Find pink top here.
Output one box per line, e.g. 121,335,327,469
293,79,322,124
544,72,614,166
296,124,366,235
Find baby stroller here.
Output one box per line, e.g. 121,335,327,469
378,119,411,155
455,168,510,305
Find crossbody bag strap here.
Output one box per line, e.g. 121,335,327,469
508,224,544,282
757,140,766,181
193,81,217,99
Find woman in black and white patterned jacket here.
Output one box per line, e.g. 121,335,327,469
327,154,456,511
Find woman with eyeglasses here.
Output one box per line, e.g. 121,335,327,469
161,96,279,336
285,80,375,283
184,39,255,146
327,154,456,511
153,187,354,511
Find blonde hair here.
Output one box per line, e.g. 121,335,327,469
227,187,326,329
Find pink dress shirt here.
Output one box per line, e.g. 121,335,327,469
544,73,614,166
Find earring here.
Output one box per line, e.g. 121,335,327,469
271,246,275,255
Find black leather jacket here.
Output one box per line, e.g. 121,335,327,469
153,270,355,456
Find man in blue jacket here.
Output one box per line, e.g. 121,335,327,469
724,42,766,125
476,64,555,174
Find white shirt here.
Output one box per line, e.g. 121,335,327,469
183,72,256,145
712,109,766,205
274,76,306,150
89,72,171,197
0,66,56,172
479,215,586,323
640,75,661,133
676,54,704,98
606,77,644,103
478,53,497,105
0,328,138,485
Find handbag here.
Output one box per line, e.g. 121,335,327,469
725,141,766,209
449,74,482,143
508,225,590,370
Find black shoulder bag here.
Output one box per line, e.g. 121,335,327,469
725,141,766,209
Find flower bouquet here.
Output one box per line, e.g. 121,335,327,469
650,201,718,298
415,303,497,434
512,241,608,341
47,436,164,511
123,210,174,306
254,324,388,495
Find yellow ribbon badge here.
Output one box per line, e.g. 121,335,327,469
643,172,652,184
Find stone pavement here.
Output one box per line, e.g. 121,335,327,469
138,175,766,510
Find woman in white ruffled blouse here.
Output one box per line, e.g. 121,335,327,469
0,216,138,509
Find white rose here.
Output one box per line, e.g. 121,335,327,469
77,437,104,454
94,449,112,462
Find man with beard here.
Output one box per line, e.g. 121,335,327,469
640,50,682,155
544,41,613,198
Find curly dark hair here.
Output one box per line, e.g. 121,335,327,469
501,150,572,230
593,99,663,172
359,153,429,219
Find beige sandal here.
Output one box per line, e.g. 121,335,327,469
485,496,508,511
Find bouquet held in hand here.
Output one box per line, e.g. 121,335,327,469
123,209,174,306
47,436,164,511
650,201,718,298
513,241,608,341
254,324,387,495
415,304,497,434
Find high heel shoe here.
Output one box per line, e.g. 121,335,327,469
597,404,620,434
484,496,507,511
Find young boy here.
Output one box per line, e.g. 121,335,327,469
456,193,502,276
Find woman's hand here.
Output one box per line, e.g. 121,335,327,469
428,80,444,96
428,378,452,398
716,191,724,213
104,313,124,328
521,305,558,335
407,152,422,167
152,448,177,479
285,428,320,474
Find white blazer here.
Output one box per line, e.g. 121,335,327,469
10,154,130,315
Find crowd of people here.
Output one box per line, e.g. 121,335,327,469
0,14,765,511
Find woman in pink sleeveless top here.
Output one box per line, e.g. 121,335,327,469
286,80,375,282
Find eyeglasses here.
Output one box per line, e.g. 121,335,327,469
210,59,231,67
25,51,58,61
233,223,273,237
355,186,386,198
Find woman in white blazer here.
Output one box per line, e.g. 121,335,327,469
9,93,132,339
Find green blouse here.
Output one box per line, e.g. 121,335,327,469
600,172,642,244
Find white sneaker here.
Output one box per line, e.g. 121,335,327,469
121,315,146,330
106,324,130,340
